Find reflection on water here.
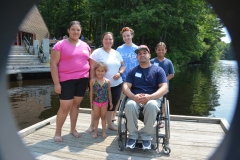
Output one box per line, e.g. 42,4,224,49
8,60,238,130
8,79,90,130
167,60,238,124
209,60,238,122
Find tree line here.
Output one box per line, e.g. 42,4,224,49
37,0,233,65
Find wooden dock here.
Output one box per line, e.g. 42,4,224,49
19,109,228,160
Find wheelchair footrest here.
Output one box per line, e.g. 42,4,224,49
133,142,155,150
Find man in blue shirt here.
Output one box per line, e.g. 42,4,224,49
116,27,138,81
150,42,174,128
112,27,138,122
123,45,168,150
80,35,84,41
150,42,174,86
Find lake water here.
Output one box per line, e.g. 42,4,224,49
167,60,238,123
8,60,238,130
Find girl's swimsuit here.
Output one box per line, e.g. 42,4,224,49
93,79,109,107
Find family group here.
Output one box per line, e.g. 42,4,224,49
50,20,174,149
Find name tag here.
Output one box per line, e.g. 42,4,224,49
154,62,159,66
135,72,142,78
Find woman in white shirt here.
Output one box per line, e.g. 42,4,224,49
86,32,126,132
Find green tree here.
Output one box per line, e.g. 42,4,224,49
38,0,88,38
38,0,225,65
218,42,235,60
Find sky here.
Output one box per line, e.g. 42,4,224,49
221,27,232,43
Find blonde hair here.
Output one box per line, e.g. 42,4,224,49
155,42,167,50
94,62,108,72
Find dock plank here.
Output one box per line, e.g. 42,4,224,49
26,126,223,145
22,113,226,160
24,136,215,159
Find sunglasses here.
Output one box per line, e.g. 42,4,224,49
121,27,130,33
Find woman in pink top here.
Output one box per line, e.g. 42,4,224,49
50,21,91,142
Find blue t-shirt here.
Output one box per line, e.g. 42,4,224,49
117,44,138,81
125,65,167,94
81,35,84,41
150,57,175,77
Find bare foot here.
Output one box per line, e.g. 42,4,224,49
102,133,107,139
54,135,62,142
86,126,94,133
92,133,98,139
70,130,81,138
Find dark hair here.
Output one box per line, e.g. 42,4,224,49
120,27,134,36
155,42,167,50
68,21,82,30
101,32,114,41
94,62,108,72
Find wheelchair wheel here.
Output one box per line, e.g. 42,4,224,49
164,98,170,141
117,97,127,136
118,140,124,151
163,144,171,154
117,96,127,150
117,112,126,136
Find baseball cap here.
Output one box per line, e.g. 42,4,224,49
134,45,150,54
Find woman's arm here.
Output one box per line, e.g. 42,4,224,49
89,79,94,109
89,59,97,79
114,61,126,80
50,50,61,94
118,62,126,76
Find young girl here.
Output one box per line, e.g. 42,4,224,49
89,62,113,138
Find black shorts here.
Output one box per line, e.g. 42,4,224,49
59,78,88,100
108,83,123,111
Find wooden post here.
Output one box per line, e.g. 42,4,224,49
42,38,50,63
33,40,39,55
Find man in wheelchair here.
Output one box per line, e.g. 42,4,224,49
122,45,168,150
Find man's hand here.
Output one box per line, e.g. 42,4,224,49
132,94,142,103
138,94,151,105
133,94,150,105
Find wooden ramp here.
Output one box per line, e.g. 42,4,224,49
19,109,228,160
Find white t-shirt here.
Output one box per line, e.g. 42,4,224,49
90,48,123,87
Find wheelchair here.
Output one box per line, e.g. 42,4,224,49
117,95,171,154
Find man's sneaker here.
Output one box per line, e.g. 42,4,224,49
142,140,151,150
126,138,136,149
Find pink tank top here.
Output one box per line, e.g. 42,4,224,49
52,39,90,82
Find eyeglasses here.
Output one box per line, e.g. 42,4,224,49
121,27,130,34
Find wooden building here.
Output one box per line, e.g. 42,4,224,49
14,5,49,46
